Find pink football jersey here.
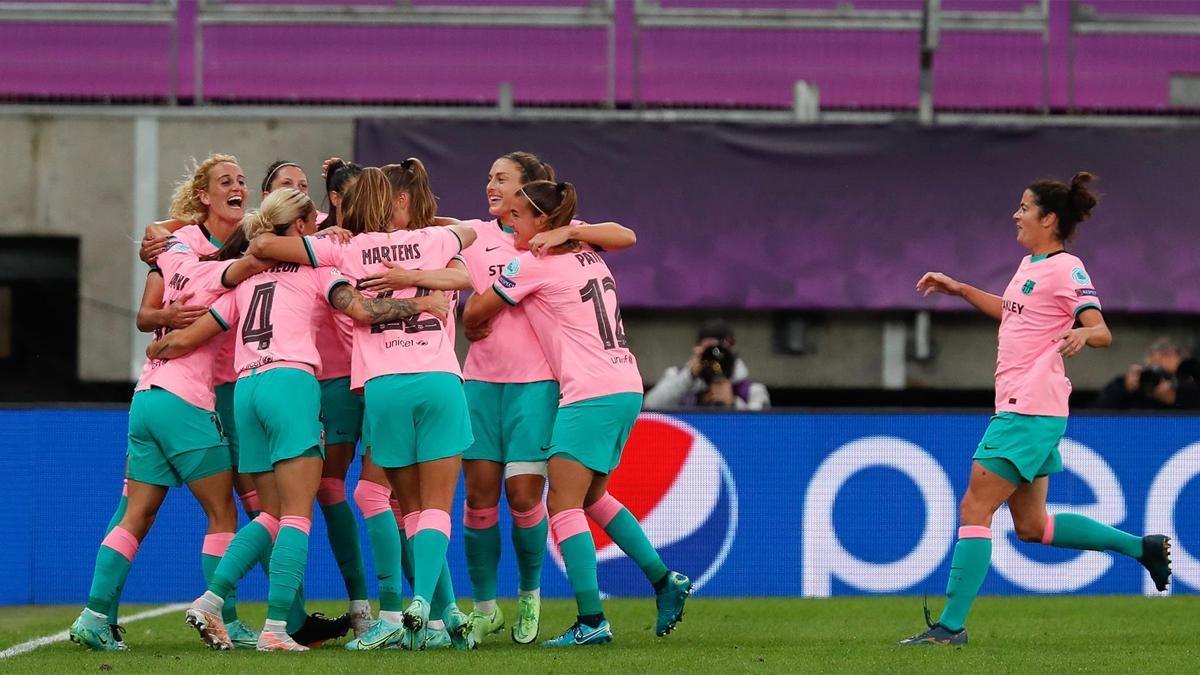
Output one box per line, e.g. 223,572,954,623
459,219,555,383
304,228,464,391
313,306,354,381
136,240,236,410
209,262,336,377
169,224,238,386
493,247,642,406
994,252,1102,417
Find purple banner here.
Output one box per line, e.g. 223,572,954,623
356,119,1200,313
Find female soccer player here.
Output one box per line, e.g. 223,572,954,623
68,230,270,651
462,180,690,647
901,173,1172,647
248,168,480,651
360,151,637,645
141,157,349,648
125,155,267,648
154,188,444,651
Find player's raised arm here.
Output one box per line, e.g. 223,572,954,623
916,271,1003,322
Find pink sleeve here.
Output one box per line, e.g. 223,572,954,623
425,226,464,260
492,253,545,305
1058,262,1102,318
208,292,239,331
322,267,353,306
303,234,345,268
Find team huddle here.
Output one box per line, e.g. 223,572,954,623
68,151,691,652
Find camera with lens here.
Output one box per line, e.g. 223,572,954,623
1139,365,1174,394
698,344,737,385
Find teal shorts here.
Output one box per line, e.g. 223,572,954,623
546,393,643,475
973,411,1068,484
234,367,325,474
214,382,240,468
127,388,230,488
320,376,364,446
464,380,559,465
364,372,474,469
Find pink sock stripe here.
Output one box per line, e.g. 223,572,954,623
549,508,589,544
403,512,421,538
121,479,128,497
255,512,281,541
202,532,235,557
584,493,623,528
280,515,312,536
958,525,992,540
316,478,346,506
464,504,500,529
352,480,392,519
101,526,140,561
240,490,261,514
1041,513,1056,545
418,509,452,538
511,503,548,528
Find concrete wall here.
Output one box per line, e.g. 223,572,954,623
3,110,1195,391
1,112,353,382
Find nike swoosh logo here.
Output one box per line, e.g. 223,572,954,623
485,246,500,252
575,626,606,643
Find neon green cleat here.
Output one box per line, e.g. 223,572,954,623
468,605,503,645
69,611,120,651
397,626,450,650
445,608,478,650
511,594,540,645
344,618,406,651
225,619,259,650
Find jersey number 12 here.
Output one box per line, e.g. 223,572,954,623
579,276,627,350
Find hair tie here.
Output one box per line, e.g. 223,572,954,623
556,182,566,191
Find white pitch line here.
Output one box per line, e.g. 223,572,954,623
0,602,189,659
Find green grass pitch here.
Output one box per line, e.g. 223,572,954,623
3,596,1198,672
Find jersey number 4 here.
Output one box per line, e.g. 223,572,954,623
579,276,628,350
242,282,276,349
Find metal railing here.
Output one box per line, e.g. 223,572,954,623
632,0,1051,119
0,0,180,103
1068,0,1200,111
193,0,617,105
5,0,1200,114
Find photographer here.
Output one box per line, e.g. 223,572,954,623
644,319,770,410
1096,337,1199,409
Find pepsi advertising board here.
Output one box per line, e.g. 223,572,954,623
2,409,1200,605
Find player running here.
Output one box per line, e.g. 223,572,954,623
901,172,1172,647
68,229,270,651
463,180,690,647
248,167,480,651
151,188,444,651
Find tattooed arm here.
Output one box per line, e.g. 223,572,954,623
329,283,449,325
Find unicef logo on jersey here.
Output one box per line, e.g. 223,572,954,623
503,258,521,278
1071,267,1090,285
